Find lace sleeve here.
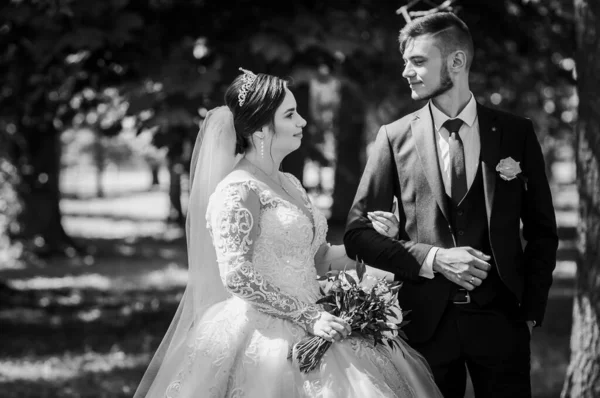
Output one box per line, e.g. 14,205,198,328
208,181,320,331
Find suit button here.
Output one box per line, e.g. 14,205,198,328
457,210,464,216
458,230,465,236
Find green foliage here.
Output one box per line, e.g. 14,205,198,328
1,0,141,119
1,0,578,164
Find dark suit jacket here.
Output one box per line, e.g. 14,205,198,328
344,102,558,343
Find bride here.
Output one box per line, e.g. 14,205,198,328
133,68,443,397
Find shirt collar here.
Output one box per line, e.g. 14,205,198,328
429,93,477,132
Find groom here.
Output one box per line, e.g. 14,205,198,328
344,12,558,398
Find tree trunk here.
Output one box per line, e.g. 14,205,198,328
0,135,22,268
18,130,77,257
150,164,161,187
561,1,600,397
167,156,184,226
93,130,105,198
330,84,365,224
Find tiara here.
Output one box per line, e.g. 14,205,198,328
238,67,257,107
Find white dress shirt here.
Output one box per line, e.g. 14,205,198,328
419,93,480,278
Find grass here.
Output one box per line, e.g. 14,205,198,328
0,167,575,397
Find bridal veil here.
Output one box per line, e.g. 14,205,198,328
133,106,239,398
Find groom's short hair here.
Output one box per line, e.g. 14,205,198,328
399,12,474,71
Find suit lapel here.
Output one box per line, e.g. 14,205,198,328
477,103,501,228
411,104,451,222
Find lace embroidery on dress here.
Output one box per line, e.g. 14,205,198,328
209,180,320,330
283,173,329,251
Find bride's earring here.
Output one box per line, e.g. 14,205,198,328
256,133,265,159
260,139,264,159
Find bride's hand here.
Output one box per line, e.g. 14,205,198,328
367,202,399,239
308,312,351,342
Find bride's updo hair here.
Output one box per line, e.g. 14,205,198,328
225,70,288,155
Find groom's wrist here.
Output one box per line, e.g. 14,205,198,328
431,247,445,273
419,247,439,279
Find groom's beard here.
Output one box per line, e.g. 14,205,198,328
419,65,454,101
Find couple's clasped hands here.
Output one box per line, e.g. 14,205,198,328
367,207,501,289
367,204,492,291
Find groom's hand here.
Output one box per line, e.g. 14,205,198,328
432,247,492,291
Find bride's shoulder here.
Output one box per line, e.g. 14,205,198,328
214,169,262,197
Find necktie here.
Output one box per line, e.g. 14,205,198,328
443,118,466,205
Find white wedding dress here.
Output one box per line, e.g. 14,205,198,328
160,172,443,398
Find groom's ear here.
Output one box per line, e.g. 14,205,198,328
452,50,468,71
450,51,468,71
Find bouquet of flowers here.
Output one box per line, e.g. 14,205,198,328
290,258,410,373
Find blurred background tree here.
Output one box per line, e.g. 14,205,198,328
0,0,144,259
561,0,600,396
